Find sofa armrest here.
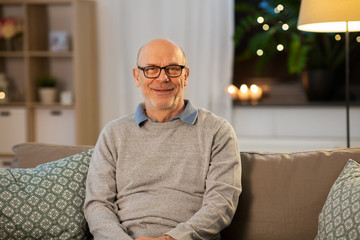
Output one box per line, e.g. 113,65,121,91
11,142,93,168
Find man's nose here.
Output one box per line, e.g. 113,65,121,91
157,68,169,81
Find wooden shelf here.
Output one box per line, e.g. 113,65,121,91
32,102,75,109
0,52,24,57
0,0,99,154
28,51,73,57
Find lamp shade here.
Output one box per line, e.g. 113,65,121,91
297,0,360,32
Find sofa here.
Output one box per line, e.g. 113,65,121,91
2,142,360,239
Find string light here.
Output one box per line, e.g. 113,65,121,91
274,4,284,13
263,24,270,31
257,16,264,24
282,23,289,31
0,92,5,100
256,49,264,56
335,34,341,41
277,4,284,11
277,44,284,51
357,36,360,43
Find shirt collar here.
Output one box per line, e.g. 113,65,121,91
135,100,198,127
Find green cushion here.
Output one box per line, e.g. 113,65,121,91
316,159,360,240
0,149,93,239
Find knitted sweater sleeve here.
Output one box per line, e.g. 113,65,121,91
165,121,242,240
83,126,133,240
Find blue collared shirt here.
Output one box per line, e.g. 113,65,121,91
135,100,198,127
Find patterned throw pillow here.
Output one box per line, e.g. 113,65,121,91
0,149,93,239
316,159,360,240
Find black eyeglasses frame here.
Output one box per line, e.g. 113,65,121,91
137,65,186,78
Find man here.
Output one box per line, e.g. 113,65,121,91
84,38,241,240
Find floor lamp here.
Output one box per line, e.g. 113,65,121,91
297,0,360,148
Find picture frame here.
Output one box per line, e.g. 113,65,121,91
49,31,70,51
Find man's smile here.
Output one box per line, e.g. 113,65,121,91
152,87,174,94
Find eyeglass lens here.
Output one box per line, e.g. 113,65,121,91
144,65,183,78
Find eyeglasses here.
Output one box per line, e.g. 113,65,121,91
137,65,186,78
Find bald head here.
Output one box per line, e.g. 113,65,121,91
136,38,187,66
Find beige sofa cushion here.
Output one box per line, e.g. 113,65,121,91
11,143,93,168
221,147,360,240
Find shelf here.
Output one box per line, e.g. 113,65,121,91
0,0,99,154
0,51,73,57
0,102,26,107
28,51,73,57
32,102,74,109
233,100,360,107
0,52,24,57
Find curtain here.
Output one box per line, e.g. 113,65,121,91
95,0,234,128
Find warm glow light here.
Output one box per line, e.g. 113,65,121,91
298,22,360,33
227,85,237,94
277,44,284,51
357,36,360,43
238,84,250,102
249,84,263,102
240,84,248,93
257,16,264,24
250,84,259,93
0,92,5,99
263,24,270,31
277,4,284,11
282,23,289,31
335,34,341,41
226,84,239,100
297,0,360,32
256,49,264,56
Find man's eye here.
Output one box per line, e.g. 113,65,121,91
168,66,179,71
146,67,157,72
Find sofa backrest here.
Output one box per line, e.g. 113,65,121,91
221,147,360,240
10,143,360,240
11,142,93,168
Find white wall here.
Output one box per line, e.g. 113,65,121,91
233,106,360,153
94,0,234,129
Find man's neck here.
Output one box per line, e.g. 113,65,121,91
145,101,185,123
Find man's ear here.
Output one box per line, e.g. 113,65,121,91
184,67,190,86
133,67,141,87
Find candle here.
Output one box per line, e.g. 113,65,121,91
238,84,250,102
226,84,239,100
249,84,263,102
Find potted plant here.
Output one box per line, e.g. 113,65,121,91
234,0,354,100
38,74,57,104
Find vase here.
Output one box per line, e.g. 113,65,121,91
38,88,57,104
302,69,335,101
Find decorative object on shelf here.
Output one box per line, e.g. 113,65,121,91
249,84,263,103
226,83,263,104
238,84,250,102
0,17,23,51
298,0,360,148
226,84,239,100
60,90,73,105
37,75,57,104
0,73,9,103
49,31,70,52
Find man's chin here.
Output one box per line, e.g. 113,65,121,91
149,99,175,110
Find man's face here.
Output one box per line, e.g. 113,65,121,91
133,40,189,112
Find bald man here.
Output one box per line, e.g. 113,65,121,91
84,39,241,240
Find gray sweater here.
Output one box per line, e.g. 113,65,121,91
84,108,241,240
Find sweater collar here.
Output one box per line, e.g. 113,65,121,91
135,100,198,127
